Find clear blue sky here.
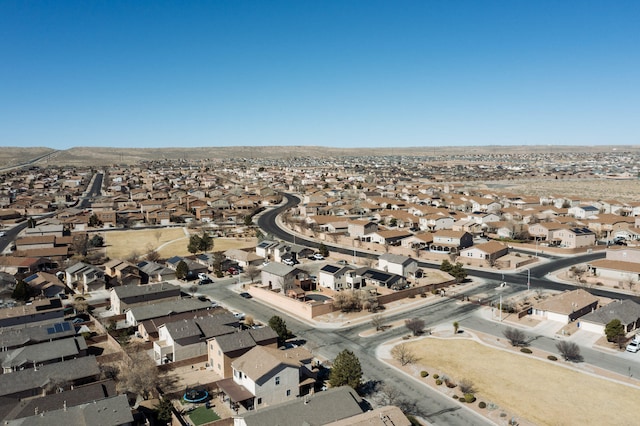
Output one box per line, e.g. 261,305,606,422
1,1,639,149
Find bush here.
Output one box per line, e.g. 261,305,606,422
420,371,428,378
479,401,487,409
408,294,416,299
547,355,558,361
520,347,532,354
433,374,439,379
421,293,427,298
446,381,457,388
436,379,443,385
453,394,458,399
464,393,476,403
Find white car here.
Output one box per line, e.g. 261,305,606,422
313,253,324,260
626,341,640,353
283,259,295,266
197,272,208,280
0,231,5,237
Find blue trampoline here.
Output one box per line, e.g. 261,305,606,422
183,389,209,403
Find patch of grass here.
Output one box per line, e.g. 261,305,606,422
188,406,220,425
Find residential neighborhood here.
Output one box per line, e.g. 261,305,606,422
2,149,640,425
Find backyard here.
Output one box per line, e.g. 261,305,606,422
398,337,640,425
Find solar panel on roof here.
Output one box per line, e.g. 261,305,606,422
46,327,56,334
24,275,37,282
54,323,63,332
62,322,71,331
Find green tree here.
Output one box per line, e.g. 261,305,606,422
176,260,189,280
89,234,104,247
605,319,625,347
243,215,253,226
12,280,31,301
268,315,292,345
329,349,363,390
187,235,200,254
88,214,102,227
318,243,329,257
450,262,467,283
155,398,174,424
198,231,213,252
440,259,453,273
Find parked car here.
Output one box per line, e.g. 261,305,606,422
197,272,208,280
626,341,640,353
233,312,246,320
283,258,295,266
0,231,5,237
228,267,239,275
313,253,325,260
337,259,347,265
199,277,213,285
239,292,252,299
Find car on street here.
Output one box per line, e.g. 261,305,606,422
239,292,252,299
199,277,213,285
626,341,640,353
0,231,5,237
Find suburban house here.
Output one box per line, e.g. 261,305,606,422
255,240,278,260
233,385,368,426
125,298,212,327
224,249,263,268
136,260,176,283
260,263,300,291
354,267,406,290
568,205,600,219
429,230,473,254
460,241,509,266
377,253,418,278
0,320,75,350
0,298,65,328
579,299,640,335
347,219,378,239
0,256,48,275
153,312,239,364
110,282,181,314
103,259,141,286
0,336,87,373
368,229,413,246
551,227,596,248
23,271,67,298
166,256,208,275
531,289,599,324
65,262,106,293
318,264,356,291
218,346,316,412
208,327,279,379
0,356,99,400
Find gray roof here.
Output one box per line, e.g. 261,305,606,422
239,386,365,426
0,356,100,398
127,298,211,323
136,261,174,276
0,321,76,349
164,312,239,340
213,327,278,353
112,281,179,299
261,262,295,276
580,299,640,326
2,380,116,421
378,253,415,266
5,394,132,426
0,336,87,370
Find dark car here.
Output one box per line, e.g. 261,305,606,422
199,278,213,285
239,292,252,299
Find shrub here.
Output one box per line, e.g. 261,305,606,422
433,374,439,379
547,355,558,361
479,401,487,409
420,371,428,378
446,381,457,388
436,379,443,385
420,293,427,298
408,294,416,299
464,393,476,403
596,282,603,286
520,347,532,354
458,397,464,402
453,394,458,399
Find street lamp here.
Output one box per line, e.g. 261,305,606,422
526,268,530,291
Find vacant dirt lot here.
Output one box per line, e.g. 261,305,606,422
104,228,257,259
400,338,640,425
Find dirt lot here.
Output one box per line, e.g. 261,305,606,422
104,227,257,259
397,337,640,425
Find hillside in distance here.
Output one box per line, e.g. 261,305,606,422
6,144,640,167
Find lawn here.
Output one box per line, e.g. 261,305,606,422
104,227,257,259
403,338,640,425
188,405,220,425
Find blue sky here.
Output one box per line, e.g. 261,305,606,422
1,1,639,149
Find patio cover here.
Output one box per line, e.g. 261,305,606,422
217,378,254,402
